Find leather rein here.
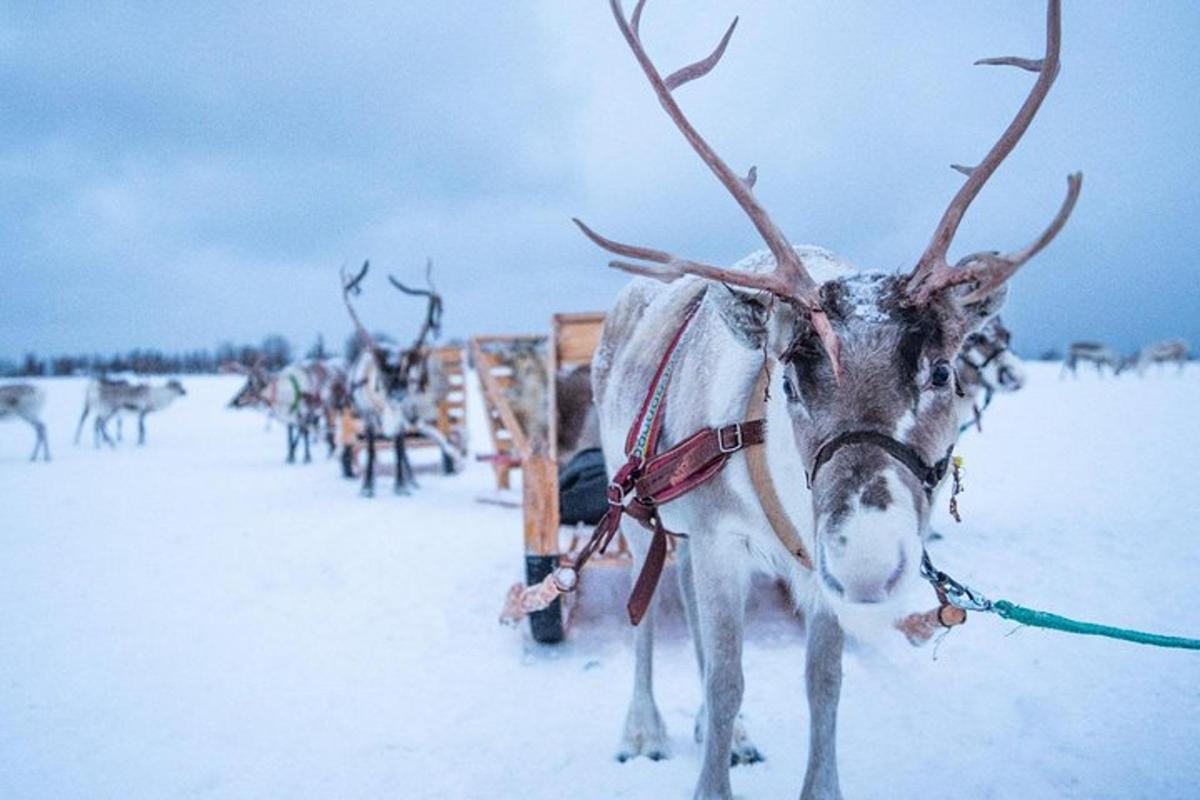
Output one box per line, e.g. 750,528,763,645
576,296,958,627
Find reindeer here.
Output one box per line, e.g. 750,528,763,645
576,2,1079,797
0,384,50,461
226,360,344,463
954,316,1026,434
341,260,462,497
1120,338,1189,376
77,378,186,447
74,376,130,446
1061,341,1121,377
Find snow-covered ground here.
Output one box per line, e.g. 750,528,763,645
2,364,1198,799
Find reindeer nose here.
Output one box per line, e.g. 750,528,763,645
819,543,907,604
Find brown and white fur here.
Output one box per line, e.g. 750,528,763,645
501,341,550,448
954,316,1026,435
582,2,1078,797
1120,338,1189,376
1,383,50,462
78,378,185,447
1061,341,1121,377
227,362,340,464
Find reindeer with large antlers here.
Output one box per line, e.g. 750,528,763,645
579,2,1079,797
342,260,462,497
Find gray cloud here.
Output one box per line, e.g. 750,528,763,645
3,1,1198,359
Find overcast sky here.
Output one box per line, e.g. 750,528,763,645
2,1,1198,360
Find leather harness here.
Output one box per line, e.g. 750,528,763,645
573,298,958,627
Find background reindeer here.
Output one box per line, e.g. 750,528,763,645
1061,341,1121,377
578,2,1078,797
226,359,344,464
955,316,1026,434
342,260,462,497
0,383,50,462
1120,338,1189,376
76,378,186,447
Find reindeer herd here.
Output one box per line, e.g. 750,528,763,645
0,1,1194,796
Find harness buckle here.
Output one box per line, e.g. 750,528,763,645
717,423,744,454
607,481,627,506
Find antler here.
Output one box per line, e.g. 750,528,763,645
573,0,840,379
340,260,377,352
389,257,444,348
907,0,1080,304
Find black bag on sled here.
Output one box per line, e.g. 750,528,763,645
558,447,608,526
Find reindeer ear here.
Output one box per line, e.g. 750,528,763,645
710,284,772,350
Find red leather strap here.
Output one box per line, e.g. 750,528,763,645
563,299,768,626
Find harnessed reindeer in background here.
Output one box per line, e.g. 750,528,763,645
1120,338,1189,376
341,260,462,497
576,2,1079,797
1061,341,1121,377
226,360,346,464
0,383,50,462
955,316,1026,434
75,378,186,447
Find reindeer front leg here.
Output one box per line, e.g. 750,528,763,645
678,539,763,767
801,609,844,800
137,411,147,445
691,531,752,800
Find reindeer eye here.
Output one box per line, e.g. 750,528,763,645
782,375,798,402
930,360,953,388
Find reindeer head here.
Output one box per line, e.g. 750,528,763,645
165,379,187,398
342,259,443,404
578,0,1079,609
223,361,269,409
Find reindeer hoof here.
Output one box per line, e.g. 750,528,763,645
616,747,669,764
731,744,765,766
361,487,374,498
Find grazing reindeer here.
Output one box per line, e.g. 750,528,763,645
0,383,50,461
1061,341,1121,377
342,260,462,497
577,2,1079,797
79,378,186,447
1121,338,1189,376
955,316,1026,434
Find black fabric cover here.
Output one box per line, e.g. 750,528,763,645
558,447,609,526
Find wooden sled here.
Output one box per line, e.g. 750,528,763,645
477,313,648,643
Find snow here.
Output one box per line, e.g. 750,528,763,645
2,365,1198,799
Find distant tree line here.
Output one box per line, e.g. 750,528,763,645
0,335,322,378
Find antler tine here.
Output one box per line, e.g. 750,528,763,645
663,17,738,92
909,0,1064,295
388,275,433,298
915,172,1082,305
605,0,817,299
340,260,376,351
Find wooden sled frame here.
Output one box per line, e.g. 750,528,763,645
476,313,638,642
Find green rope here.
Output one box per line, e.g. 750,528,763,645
992,600,1200,651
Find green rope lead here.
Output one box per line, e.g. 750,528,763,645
992,600,1200,651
